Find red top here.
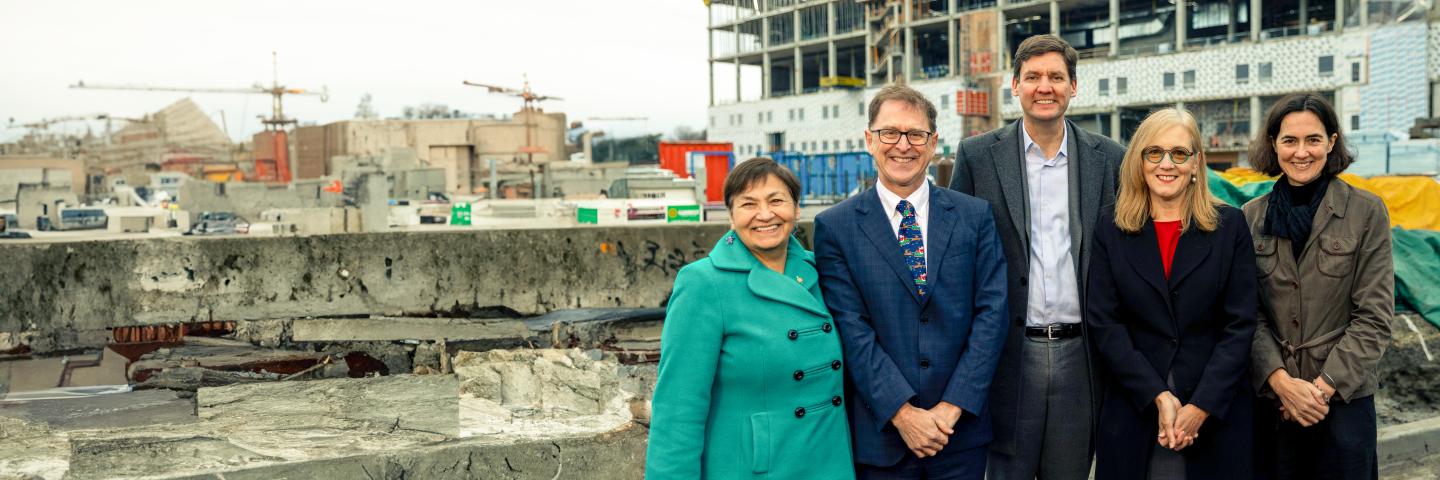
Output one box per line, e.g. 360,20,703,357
1155,220,1183,278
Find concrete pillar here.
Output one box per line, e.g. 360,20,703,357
709,61,716,106
1336,0,1345,32
1110,111,1122,139
736,60,743,102
828,1,837,80
903,27,914,83
1360,0,1368,27
1110,0,1121,56
1251,0,1263,41
1228,0,1238,38
1177,101,1186,111
1050,1,1061,35
794,46,803,95
865,28,874,86
1250,96,1263,139
1176,0,1188,50
708,13,715,107
763,52,772,98
949,19,958,78
1299,0,1309,33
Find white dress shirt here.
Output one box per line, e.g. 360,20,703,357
876,180,931,273
1021,124,1082,327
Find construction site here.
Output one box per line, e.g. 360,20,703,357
3,1,1440,479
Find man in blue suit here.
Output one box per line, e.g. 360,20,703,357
816,84,1009,479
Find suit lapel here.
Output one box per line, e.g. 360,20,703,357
857,189,922,304
990,121,1029,248
1167,227,1212,289
1066,121,1085,272
1121,221,1171,303
747,265,829,318
921,188,957,310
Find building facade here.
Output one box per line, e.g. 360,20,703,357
705,0,1440,168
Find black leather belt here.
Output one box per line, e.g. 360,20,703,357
1025,323,1082,340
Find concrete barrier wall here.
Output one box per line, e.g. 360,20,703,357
0,223,813,353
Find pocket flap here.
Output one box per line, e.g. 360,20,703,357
1318,235,1357,256
1254,237,1277,256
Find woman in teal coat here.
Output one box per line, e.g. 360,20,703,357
645,158,855,480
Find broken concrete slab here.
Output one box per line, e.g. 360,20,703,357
0,416,68,480
291,317,531,342
133,367,278,392
0,388,195,431
197,374,459,437
0,223,778,354
127,345,330,383
453,349,634,439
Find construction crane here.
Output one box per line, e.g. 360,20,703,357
462,75,561,165
70,52,327,182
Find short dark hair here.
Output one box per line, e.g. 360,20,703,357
723,157,802,209
868,84,937,132
1247,93,1354,176
1011,34,1078,82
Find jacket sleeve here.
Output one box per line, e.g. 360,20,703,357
815,214,917,428
1190,213,1259,420
1251,312,1287,396
948,143,975,194
1085,222,1172,413
1321,202,1394,401
645,266,724,479
940,204,1010,416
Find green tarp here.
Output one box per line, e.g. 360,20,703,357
1205,169,1439,329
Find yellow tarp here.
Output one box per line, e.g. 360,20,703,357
1213,167,1440,230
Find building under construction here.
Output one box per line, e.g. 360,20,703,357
705,0,1440,168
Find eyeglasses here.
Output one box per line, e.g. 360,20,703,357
1141,146,1195,164
871,129,934,145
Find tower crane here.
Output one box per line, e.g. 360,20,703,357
70,52,327,182
462,75,560,165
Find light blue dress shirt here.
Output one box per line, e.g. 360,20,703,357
1021,123,1081,327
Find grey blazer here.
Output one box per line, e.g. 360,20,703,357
948,118,1125,455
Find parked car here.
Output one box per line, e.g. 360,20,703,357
188,211,249,235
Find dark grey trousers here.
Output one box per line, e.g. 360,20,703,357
986,335,1093,480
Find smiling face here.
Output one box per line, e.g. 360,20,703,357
1274,111,1336,186
1013,51,1075,124
729,173,799,258
865,99,936,197
1143,125,1198,204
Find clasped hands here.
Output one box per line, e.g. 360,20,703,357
1154,391,1208,451
1267,369,1334,427
891,401,963,458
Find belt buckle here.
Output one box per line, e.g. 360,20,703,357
1046,324,1059,341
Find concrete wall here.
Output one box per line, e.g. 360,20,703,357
179,179,343,223
0,156,85,200
0,223,813,354
15,185,78,230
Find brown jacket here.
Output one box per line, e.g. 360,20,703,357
1242,179,1393,401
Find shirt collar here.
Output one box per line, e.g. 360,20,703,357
1021,121,1070,166
876,180,930,217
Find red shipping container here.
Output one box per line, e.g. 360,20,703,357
658,141,733,179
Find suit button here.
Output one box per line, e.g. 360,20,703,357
831,360,842,370
788,329,799,340
1256,243,1264,252
821,323,833,333
793,370,805,381
920,359,931,369
920,315,930,325
1171,339,1178,345
1170,290,1179,299
794,407,807,418
832,395,843,406
1333,241,1340,250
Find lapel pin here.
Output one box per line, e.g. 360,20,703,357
796,276,804,283
726,234,735,245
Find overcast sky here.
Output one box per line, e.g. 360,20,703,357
0,0,710,143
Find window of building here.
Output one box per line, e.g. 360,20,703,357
1183,70,1196,89
710,116,716,127
759,112,766,123
1236,64,1250,84
789,142,796,151
767,111,773,122
1259,62,1273,82
789,109,795,121
1099,79,1109,96
822,107,828,119
1352,62,1362,82
858,102,865,116
1163,72,1175,91
834,105,840,117
1319,56,1334,77
941,94,950,111
1351,115,1360,131
1003,87,1012,104
799,108,805,121
1117,77,1127,95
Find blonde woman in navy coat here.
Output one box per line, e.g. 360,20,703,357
645,158,854,480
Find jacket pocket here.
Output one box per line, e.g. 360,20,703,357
1316,235,1358,278
750,412,771,474
1254,237,1278,277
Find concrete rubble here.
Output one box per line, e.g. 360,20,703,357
0,349,648,479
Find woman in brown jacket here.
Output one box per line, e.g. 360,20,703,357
1243,93,1394,480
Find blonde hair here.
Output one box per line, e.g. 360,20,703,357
1113,108,1221,233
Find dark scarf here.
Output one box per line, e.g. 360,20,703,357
1263,174,1332,261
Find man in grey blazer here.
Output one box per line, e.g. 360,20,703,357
948,34,1124,480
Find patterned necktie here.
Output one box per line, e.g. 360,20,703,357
896,199,927,297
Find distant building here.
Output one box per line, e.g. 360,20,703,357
97,98,233,175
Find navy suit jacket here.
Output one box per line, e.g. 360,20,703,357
815,184,1009,467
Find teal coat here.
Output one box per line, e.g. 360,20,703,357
645,232,855,480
